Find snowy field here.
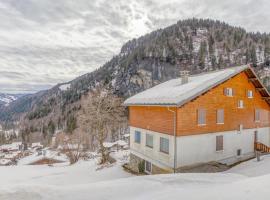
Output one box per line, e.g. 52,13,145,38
1,151,270,200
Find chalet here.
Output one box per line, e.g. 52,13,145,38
124,65,270,174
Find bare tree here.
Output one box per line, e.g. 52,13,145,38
57,131,87,164
80,85,126,164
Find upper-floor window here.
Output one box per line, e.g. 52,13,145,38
134,131,141,144
198,108,206,125
255,109,260,122
238,100,244,108
146,134,153,148
247,90,253,98
224,88,233,97
160,137,169,154
217,109,224,124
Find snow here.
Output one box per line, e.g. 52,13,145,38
103,142,115,148
0,158,12,165
18,150,68,165
31,142,43,148
0,142,22,151
0,94,18,106
124,65,248,106
2,151,270,199
59,83,71,91
123,133,130,138
103,140,128,148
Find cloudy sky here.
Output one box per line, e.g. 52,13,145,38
0,0,269,94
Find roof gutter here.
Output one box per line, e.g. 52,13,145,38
167,107,177,173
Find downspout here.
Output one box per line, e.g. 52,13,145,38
167,107,177,173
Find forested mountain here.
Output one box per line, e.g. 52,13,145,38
1,18,270,131
0,93,24,107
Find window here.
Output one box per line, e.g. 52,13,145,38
198,108,206,125
237,149,242,156
217,109,224,124
134,131,141,143
238,100,244,108
146,134,153,148
255,109,260,122
247,90,253,98
160,137,169,154
145,160,152,174
216,135,223,151
224,88,233,97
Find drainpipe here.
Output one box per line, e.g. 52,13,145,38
167,107,177,173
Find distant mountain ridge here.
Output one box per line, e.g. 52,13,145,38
0,93,26,107
0,18,270,126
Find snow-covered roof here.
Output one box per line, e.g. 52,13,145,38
0,142,22,151
103,140,128,148
124,65,249,106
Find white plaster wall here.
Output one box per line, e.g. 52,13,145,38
130,126,175,169
177,127,270,167
130,126,270,169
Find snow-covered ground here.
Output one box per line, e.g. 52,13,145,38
1,152,270,200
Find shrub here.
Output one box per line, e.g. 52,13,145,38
138,160,145,173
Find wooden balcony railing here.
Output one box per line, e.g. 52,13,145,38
254,142,270,153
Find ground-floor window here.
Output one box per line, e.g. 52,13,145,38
216,135,223,151
160,137,169,154
145,160,152,174
237,149,242,156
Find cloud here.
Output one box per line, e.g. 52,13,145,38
0,0,269,93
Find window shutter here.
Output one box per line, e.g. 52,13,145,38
146,134,153,148
223,88,227,96
217,109,224,124
160,137,169,154
232,88,235,96
255,109,260,122
216,135,223,151
198,109,206,125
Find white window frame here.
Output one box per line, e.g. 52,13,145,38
160,137,169,154
247,90,253,98
216,109,224,124
145,134,153,148
145,160,152,174
224,88,233,97
238,100,244,109
198,108,206,126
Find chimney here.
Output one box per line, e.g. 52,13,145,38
180,70,189,84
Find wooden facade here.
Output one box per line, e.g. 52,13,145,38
129,72,270,136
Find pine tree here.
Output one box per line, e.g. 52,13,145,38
198,41,207,68
251,46,257,64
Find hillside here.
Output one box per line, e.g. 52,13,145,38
1,18,270,128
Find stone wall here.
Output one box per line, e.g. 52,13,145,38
129,153,171,174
